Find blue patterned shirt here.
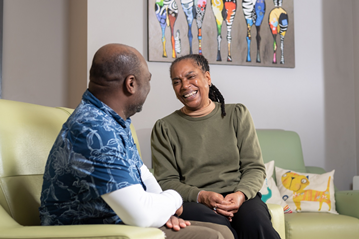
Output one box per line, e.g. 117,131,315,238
39,90,144,225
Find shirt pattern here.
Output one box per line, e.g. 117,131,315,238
39,90,144,225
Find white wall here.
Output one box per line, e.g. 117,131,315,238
2,0,69,107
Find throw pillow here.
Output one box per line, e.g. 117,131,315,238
275,166,337,214
260,161,293,213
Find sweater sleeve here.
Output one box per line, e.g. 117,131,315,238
102,184,182,228
234,104,266,199
151,119,201,202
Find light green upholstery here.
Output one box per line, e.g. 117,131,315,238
267,203,285,239
0,99,164,239
256,129,359,239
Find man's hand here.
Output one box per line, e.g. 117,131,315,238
175,206,183,217
165,215,191,231
216,191,246,221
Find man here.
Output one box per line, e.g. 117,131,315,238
39,43,233,239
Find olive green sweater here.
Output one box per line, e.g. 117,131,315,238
151,103,265,202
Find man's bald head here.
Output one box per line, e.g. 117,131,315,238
89,44,142,91
88,43,151,119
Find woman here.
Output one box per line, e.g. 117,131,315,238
151,54,280,239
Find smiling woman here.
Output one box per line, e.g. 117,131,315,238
170,57,211,113
170,54,226,117
151,54,280,239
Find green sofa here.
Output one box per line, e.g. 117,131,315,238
0,99,287,239
3,99,356,239
0,99,284,239
256,130,359,239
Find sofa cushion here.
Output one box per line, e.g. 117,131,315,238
276,167,337,214
285,213,359,239
259,161,293,213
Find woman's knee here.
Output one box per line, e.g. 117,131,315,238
230,195,280,238
181,202,231,226
234,194,271,222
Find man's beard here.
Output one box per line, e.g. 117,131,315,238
135,104,143,113
126,103,143,118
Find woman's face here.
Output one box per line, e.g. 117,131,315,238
171,59,211,111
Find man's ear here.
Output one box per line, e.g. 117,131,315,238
124,75,137,95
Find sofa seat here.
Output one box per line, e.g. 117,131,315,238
284,213,359,239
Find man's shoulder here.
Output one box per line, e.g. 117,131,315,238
59,103,124,147
69,102,115,128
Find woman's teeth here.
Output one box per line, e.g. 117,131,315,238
184,91,197,98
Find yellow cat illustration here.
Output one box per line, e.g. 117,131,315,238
281,172,331,212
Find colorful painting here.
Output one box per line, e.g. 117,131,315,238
268,0,288,64
148,0,295,68
242,0,266,63
154,0,179,58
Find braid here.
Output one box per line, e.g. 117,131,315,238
209,84,226,117
170,54,226,117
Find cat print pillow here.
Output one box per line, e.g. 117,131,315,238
275,166,337,214
259,161,292,213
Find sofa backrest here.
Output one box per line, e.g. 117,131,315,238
256,129,306,174
0,99,73,225
0,99,143,226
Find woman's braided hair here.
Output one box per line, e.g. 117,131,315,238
170,54,226,117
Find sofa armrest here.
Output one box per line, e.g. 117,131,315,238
267,203,285,239
335,190,359,219
0,205,164,239
1,224,165,239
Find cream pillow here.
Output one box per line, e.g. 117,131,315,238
260,161,293,213
275,166,337,214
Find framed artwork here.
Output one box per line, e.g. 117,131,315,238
148,0,295,68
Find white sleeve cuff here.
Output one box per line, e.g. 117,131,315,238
102,184,182,228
